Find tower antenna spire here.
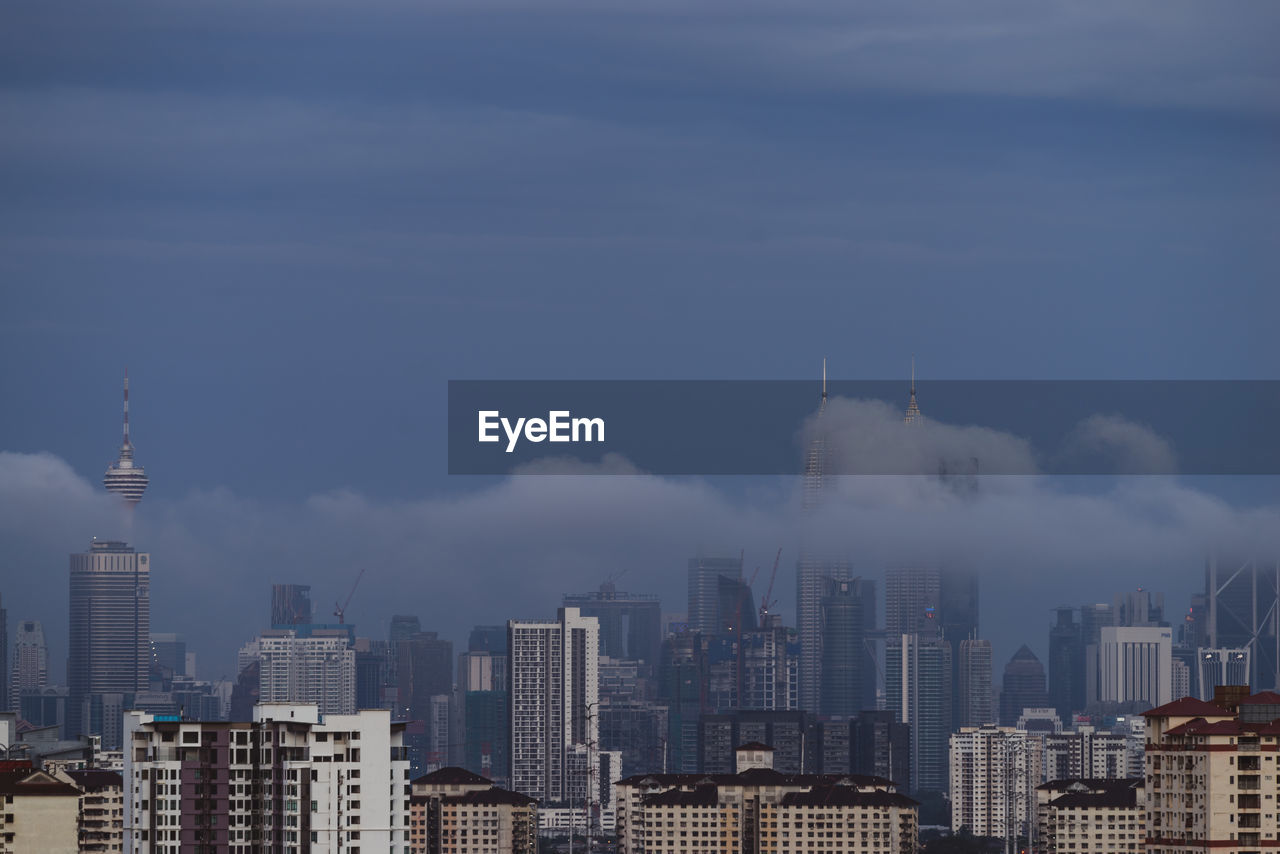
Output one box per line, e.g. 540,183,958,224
904,356,922,424
122,368,131,451
822,357,827,402
104,370,149,506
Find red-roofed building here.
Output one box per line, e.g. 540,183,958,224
1145,690,1280,854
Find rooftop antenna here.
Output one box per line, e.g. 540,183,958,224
904,356,922,424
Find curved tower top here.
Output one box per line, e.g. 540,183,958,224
104,371,149,505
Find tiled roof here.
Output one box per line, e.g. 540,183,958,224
737,741,774,751
442,788,537,807
0,769,82,797
1165,718,1280,737
644,786,720,807
778,787,918,808
1239,691,1280,705
1141,697,1230,718
65,769,124,791
412,766,492,786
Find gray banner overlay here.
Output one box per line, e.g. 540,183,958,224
447,380,1279,475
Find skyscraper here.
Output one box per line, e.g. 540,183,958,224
885,567,942,639
270,583,312,626
9,619,47,711
1205,557,1280,690
796,555,853,713
0,594,6,712
68,539,151,743
563,582,661,666
904,358,922,424
509,607,599,804
999,645,1048,726
820,579,874,717
398,630,454,775
102,373,149,506
885,632,952,794
687,554,745,637
957,638,994,727
1048,606,1085,722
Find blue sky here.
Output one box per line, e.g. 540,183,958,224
1,1,1277,679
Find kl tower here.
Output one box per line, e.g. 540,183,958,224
103,371,149,506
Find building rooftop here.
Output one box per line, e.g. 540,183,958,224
644,786,720,808
412,766,494,787
440,788,537,807
1164,717,1280,737
0,769,83,797
1238,690,1280,705
64,769,124,791
1141,697,1231,718
778,787,918,808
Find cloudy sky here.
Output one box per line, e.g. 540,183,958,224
1,1,1277,681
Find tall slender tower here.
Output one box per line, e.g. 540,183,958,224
9,619,48,712
797,360,854,713
103,372,149,505
903,357,922,424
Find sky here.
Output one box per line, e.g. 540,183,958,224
1,1,1278,684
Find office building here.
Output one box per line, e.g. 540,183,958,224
457,646,509,783
10,619,48,712
0,596,6,713
125,703,409,853
1205,557,1280,690
68,540,150,745
1114,588,1165,627
1036,778,1144,854
1000,645,1049,726
885,568,942,639
949,725,1042,840
616,743,917,854
658,630,709,774
958,638,994,727
397,631,454,776
508,607,599,805
688,555,746,637
253,629,356,715
564,582,662,666
886,633,952,794
409,767,537,854
739,615,799,711
1195,648,1250,699
795,554,855,716
816,711,910,790
149,633,187,689
1048,607,1085,722
1143,692,1280,854
1091,626,1172,708
820,579,874,717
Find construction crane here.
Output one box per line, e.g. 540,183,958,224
758,548,782,622
333,568,366,625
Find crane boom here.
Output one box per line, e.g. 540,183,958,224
759,548,782,621
334,568,366,625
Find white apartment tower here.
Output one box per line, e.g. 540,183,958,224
508,607,599,805
950,724,1043,841
254,629,356,715
124,703,410,853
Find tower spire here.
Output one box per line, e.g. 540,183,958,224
105,371,149,506
904,356,922,424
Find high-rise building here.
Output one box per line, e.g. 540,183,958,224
563,582,662,666
102,373,149,506
410,767,537,854
1079,603,1114,646
698,710,813,774
1114,588,1165,627
820,579,874,717
886,632,952,794
796,555,853,714
885,568,942,639
687,555,745,637
1000,645,1049,726
149,632,187,688
0,596,6,712
658,630,708,774
738,615,800,711
1205,557,1280,690
269,583,312,626
68,540,150,745
1091,626,1172,708
457,647,510,783
397,631,454,776
1143,692,1280,854
958,638,994,727
124,703,409,853
1048,607,1085,722
9,619,47,711
1036,778,1144,854
509,607,599,805
1195,648,1250,699
253,628,356,715
1041,728,1137,780
950,725,1042,840
851,710,911,790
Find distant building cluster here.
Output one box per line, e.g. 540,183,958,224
2,373,1280,851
